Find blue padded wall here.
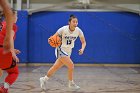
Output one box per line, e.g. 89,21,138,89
15,11,28,63
27,11,140,64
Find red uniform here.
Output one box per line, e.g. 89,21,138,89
0,21,19,87
0,21,17,44
0,21,17,69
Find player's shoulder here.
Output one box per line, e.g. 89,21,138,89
59,25,69,31
76,27,83,33
61,25,69,29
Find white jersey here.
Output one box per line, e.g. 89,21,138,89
57,25,84,49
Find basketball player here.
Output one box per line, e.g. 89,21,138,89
0,0,14,53
40,15,86,90
0,10,20,93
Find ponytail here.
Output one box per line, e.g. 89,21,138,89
69,14,77,22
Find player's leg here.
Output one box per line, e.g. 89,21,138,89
5,65,19,86
40,58,64,90
60,57,74,81
47,58,64,77
0,65,19,93
60,57,80,89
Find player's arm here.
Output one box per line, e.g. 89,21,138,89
10,30,14,53
78,29,86,55
0,0,14,53
54,26,64,37
48,32,59,42
11,30,19,62
79,35,86,55
48,27,63,42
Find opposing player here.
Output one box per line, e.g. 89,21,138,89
0,0,14,53
0,10,20,93
40,14,86,90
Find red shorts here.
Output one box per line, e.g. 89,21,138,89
0,48,13,70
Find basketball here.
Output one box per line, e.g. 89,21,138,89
48,35,61,47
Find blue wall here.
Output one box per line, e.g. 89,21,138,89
15,11,28,63
16,11,140,64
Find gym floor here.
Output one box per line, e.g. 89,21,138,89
1,65,140,93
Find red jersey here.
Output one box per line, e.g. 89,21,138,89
0,21,17,45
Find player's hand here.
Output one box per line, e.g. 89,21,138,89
79,49,84,55
11,51,19,63
48,36,52,44
48,37,51,43
14,49,21,54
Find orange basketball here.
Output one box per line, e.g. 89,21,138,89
48,35,61,47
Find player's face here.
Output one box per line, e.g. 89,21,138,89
69,18,78,28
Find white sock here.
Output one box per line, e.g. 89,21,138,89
69,80,74,84
4,82,10,89
44,75,49,81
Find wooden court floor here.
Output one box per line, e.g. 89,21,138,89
0,65,140,93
